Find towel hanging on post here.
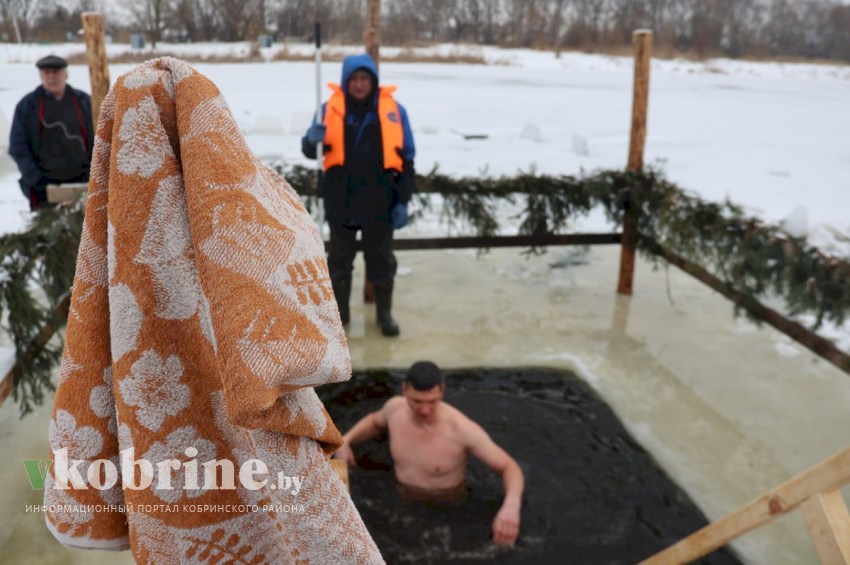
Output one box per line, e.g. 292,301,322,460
44,57,382,564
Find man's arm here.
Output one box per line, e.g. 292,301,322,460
463,418,524,546
332,398,393,466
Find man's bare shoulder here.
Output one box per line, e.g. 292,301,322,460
442,402,484,435
368,396,405,430
382,395,406,414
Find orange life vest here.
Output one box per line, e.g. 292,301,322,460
322,84,404,173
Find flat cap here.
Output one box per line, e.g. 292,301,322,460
36,55,68,69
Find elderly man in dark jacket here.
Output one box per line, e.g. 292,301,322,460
9,55,93,210
302,53,416,337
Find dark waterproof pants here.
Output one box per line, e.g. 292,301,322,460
327,221,396,290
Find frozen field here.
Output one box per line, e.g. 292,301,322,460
0,42,848,564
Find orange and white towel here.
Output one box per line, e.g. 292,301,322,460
44,57,382,564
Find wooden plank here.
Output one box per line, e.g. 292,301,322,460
330,459,349,492
81,12,111,126
800,490,850,565
325,233,621,252
348,233,620,303
46,183,88,204
617,29,653,296
640,447,850,564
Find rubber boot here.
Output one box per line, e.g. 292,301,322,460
331,275,351,325
375,287,400,337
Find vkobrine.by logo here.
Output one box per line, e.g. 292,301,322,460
22,448,304,495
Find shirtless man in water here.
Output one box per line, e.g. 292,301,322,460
333,361,525,546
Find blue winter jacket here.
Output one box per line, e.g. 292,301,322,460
302,53,416,224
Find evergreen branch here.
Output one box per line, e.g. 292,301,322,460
0,199,84,416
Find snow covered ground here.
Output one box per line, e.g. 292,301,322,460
1,41,848,239
2,41,848,344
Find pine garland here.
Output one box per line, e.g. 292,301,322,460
2,167,849,416
287,164,850,328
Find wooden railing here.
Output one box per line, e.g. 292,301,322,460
640,447,850,564
46,183,88,204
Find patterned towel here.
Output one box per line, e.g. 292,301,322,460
44,57,383,564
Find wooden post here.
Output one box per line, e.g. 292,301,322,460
800,490,850,564
617,29,652,296
616,186,638,295
81,12,111,127
364,0,381,66
330,459,350,492
363,0,382,304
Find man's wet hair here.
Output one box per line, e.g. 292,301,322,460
405,361,443,391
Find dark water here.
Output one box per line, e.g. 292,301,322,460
318,368,741,565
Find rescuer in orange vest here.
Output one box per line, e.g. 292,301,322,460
302,53,416,337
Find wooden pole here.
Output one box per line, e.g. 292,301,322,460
800,490,850,564
364,0,381,67
617,29,652,296
363,0,382,304
81,12,111,127
616,186,638,295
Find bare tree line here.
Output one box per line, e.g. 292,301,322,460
1,0,848,62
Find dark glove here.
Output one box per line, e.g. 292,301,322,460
305,124,326,145
22,179,47,211
398,159,416,203
391,203,408,230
